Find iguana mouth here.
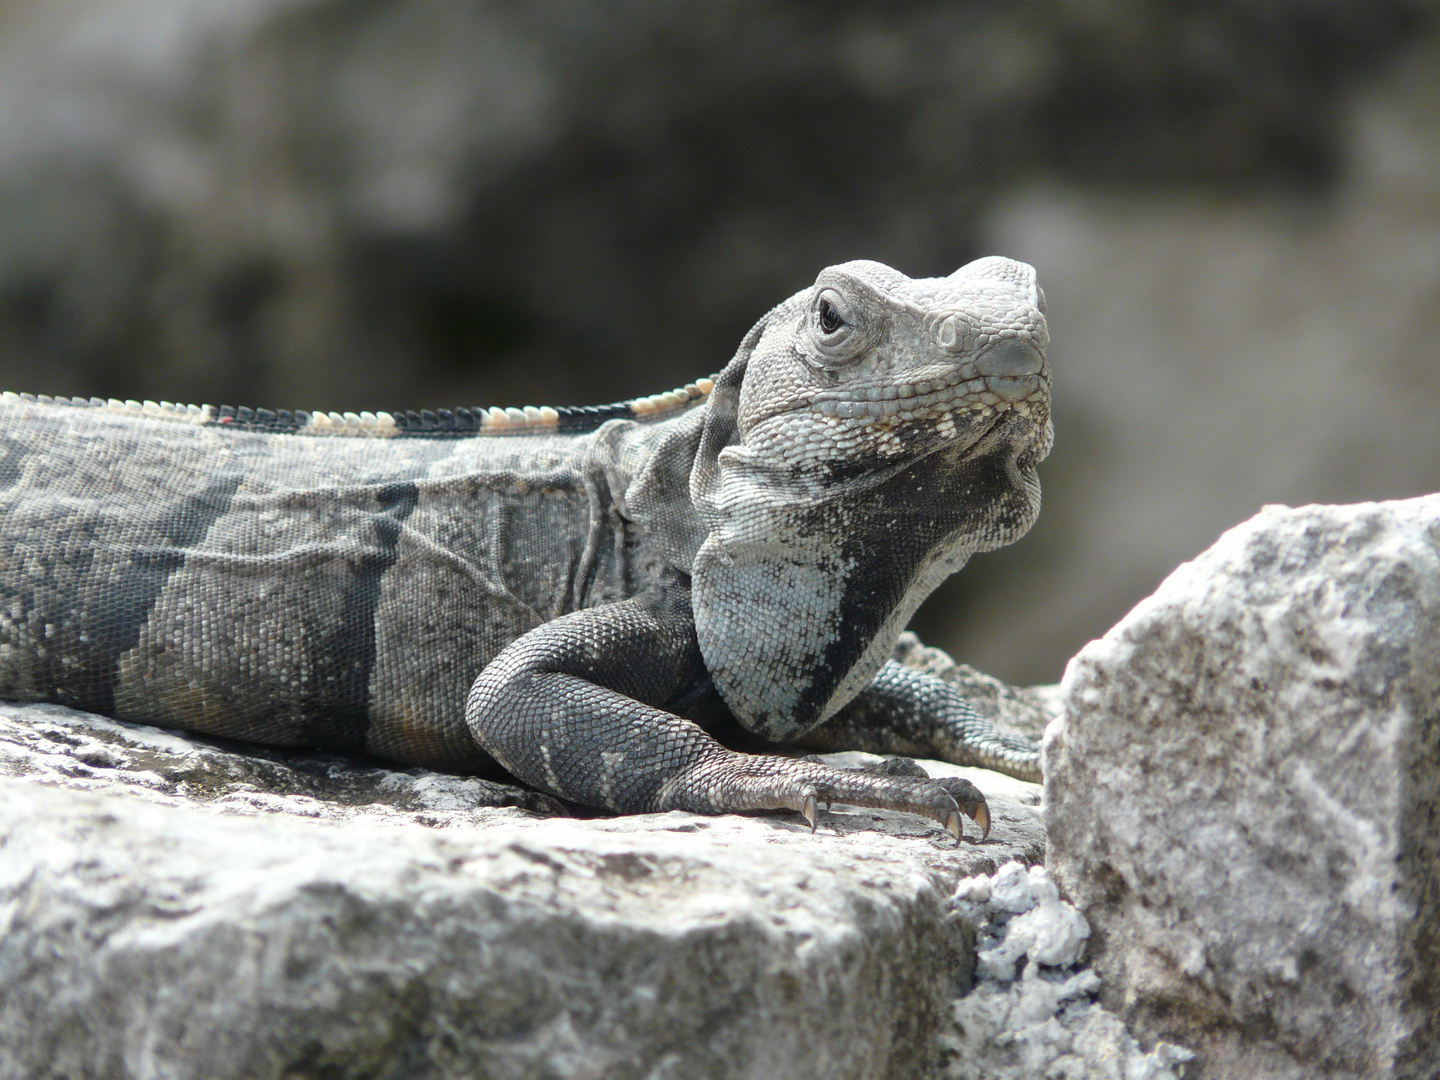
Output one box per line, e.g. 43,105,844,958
771,401,1038,509
736,373,1048,483
809,372,1046,422
799,333,1048,421
740,369,1047,437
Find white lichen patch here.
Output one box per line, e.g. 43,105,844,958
940,861,1194,1080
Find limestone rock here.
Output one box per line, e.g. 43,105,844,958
0,700,1045,1079
939,861,1193,1080
1044,496,1440,1079
0,699,565,825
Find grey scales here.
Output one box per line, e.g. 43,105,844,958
0,257,1051,843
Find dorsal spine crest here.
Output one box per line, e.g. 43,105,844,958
0,378,717,438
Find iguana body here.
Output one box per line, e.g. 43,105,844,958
0,257,1050,841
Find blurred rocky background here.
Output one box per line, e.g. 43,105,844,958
0,0,1434,684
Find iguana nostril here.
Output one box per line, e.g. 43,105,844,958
975,339,1044,378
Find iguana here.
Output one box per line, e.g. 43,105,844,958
0,256,1050,843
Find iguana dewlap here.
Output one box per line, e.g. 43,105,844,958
0,257,1050,843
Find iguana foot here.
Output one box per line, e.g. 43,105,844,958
468,596,993,843
824,754,991,841
670,750,989,844
802,661,1043,784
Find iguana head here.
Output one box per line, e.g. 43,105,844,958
689,256,1051,739
730,256,1049,481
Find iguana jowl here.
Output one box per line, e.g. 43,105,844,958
0,257,1050,842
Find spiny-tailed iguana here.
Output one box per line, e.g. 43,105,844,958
0,257,1050,842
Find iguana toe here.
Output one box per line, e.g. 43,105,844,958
935,776,991,841
851,756,991,843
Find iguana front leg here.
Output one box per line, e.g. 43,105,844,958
799,661,1042,783
465,585,989,842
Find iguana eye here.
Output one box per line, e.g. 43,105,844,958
796,281,873,369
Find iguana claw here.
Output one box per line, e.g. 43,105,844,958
972,800,991,842
849,759,992,843
802,792,818,832
935,775,991,842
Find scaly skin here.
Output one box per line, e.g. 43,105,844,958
0,256,1050,843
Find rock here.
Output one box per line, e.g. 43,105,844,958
939,861,1193,1080
0,699,565,825
987,861,1041,916
974,866,1088,981
0,699,1046,1079
1044,496,1440,1079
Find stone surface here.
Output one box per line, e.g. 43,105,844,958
939,861,1193,1080
1044,496,1440,1079
0,700,1045,1080
0,700,566,825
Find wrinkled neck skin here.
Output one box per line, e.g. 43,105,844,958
669,256,1053,742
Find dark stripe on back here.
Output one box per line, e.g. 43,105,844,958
554,403,636,433
214,404,307,431
298,481,418,750
70,470,245,715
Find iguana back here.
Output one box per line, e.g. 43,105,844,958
0,387,711,770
